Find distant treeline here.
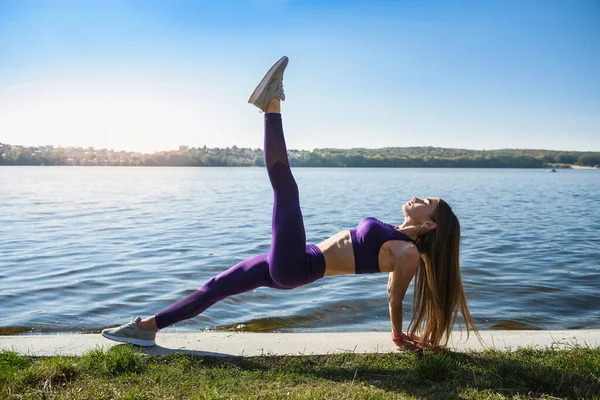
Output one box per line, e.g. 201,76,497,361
287,148,600,168
1,143,599,168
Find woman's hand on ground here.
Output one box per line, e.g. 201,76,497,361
395,340,423,352
394,332,424,352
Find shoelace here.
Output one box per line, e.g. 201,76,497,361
267,78,283,94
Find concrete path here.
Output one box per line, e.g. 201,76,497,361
1,330,598,357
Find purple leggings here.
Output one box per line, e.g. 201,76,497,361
154,113,326,329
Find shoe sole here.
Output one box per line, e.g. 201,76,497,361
102,331,156,347
247,56,289,105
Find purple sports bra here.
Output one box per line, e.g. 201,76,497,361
349,217,417,274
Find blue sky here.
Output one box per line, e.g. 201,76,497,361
1,0,598,152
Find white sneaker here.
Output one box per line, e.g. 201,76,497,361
248,56,289,112
101,317,157,347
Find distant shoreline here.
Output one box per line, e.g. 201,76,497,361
2,143,599,168
1,164,598,169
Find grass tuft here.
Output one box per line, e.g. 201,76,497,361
18,356,79,388
415,352,459,381
81,345,146,376
0,350,34,389
0,350,32,371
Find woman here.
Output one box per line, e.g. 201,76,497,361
102,56,478,351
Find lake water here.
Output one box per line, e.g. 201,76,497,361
1,166,598,335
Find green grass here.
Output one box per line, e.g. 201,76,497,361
1,345,598,399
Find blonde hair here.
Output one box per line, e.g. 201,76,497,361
409,199,480,348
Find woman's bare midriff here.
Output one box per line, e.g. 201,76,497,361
316,231,405,276
316,231,355,276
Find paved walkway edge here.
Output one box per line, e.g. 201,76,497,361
1,330,598,357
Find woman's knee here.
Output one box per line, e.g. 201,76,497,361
269,267,302,289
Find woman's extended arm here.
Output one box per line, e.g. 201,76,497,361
387,243,420,350
387,273,404,340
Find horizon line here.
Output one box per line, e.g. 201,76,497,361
2,142,599,154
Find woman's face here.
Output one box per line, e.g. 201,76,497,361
403,197,439,223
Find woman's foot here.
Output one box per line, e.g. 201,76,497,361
101,316,157,347
248,56,288,112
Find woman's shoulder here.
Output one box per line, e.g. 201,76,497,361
387,239,420,262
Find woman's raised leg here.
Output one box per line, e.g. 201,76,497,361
263,108,310,288
250,56,324,288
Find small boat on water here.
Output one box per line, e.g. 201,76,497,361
548,168,557,173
